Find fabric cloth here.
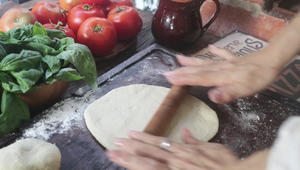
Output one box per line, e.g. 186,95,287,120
267,116,300,170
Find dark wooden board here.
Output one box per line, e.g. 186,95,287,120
74,44,300,159
0,43,299,170
1,1,299,168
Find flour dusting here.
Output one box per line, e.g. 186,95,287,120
21,90,97,140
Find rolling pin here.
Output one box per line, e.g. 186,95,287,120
144,85,188,136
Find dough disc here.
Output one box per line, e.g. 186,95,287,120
0,138,61,170
85,84,219,149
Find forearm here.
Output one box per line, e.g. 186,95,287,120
263,12,300,69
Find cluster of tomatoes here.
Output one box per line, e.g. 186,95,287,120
0,0,142,57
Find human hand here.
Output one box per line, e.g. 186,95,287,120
164,45,282,104
107,129,238,170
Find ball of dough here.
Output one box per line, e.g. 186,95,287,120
0,138,61,170
85,84,219,149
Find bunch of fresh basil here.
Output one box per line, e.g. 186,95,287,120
0,22,97,136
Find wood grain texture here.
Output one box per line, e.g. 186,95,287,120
0,2,155,169
144,86,188,136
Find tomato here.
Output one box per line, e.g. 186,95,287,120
68,4,105,33
107,6,142,41
32,2,67,25
43,22,76,41
77,17,117,57
0,8,36,32
105,0,134,13
59,0,82,11
80,0,110,5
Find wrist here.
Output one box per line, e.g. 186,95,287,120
246,46,286,74
260,46,289,71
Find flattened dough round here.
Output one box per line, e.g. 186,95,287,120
0,138,61,170
85,84,219,149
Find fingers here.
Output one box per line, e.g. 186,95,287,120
128,131,185,153
208,87,233,104
181,128,203,145
107,150,171,170
208,84,252,104
113,137,171,159
164,67,227,86
208,45,236,60
176,55,212,66
177,45,236,67
112,138,204,170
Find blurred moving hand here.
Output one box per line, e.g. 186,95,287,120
107,129,268,170
164,45,281,104
107,129,238,170
165,12,300,104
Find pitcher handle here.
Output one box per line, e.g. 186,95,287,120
200,0,220,32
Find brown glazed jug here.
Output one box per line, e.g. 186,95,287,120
152,0,220,48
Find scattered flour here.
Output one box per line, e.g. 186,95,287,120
21,90,97,140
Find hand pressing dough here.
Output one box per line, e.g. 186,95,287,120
85,84,219,149
0,138,61,170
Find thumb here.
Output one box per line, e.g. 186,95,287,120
208,45,236,61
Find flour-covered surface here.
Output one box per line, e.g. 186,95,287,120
1,39,300,169
212,94,300,158
21,93,96,140
1,49,181,170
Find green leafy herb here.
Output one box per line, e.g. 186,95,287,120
0,90,30,136
0,45,7,60
55,68,84,81
57,44,97,89
0,22,97,137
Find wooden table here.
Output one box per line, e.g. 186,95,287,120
3,1,299,170
0,1,220,169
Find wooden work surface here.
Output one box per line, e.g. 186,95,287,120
0,1,217,169
1,1,300,170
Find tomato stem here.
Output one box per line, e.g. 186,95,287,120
82,3,94,10
112,5,126,14
93,24,103,33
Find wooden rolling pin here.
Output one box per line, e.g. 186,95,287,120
144,86,188,136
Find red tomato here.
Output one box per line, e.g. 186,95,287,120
0,8,36,32
43,22,76,41
77,17,117,57
68,4,105,33
81,0,110,5
32,2,67,25
107,6,142,41
105,0,134,13
59,0,82,11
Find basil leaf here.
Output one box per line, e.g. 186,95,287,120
25,42,59,56
55,68,84,81
42,55,61,77
59,37,74,46
0,44,7,59
11,68,43,93
25,35,57,48
7,24,33,40
57,43,97,89
45,29,66,39
0,32,8,41
33,22,47,36
0,72,21,93
0,50,42,72
0,90,30,136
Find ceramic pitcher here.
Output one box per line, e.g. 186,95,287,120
152,0,220,48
